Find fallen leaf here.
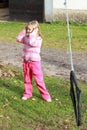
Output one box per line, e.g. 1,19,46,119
0,64,4,68
32,98,36,101
0,69,2,77
3,103,9,108
0,115,3,118
63,119,71,125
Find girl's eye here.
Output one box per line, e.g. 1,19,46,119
27,28,31,32
27,29,30,31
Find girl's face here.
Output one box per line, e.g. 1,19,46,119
26,25,38,36
26,25,33,34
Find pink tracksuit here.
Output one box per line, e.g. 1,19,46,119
16,30,51,101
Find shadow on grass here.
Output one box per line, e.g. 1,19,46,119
2,79,43,101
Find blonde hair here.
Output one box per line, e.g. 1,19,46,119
25,20,42,37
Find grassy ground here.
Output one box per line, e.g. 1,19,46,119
0,21,87,51
0,65,87,130
0,21,87,130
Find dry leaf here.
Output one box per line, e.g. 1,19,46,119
0,69,2,77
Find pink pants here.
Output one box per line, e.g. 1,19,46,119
23,61,51,101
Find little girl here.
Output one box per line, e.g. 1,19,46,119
16,20,51,102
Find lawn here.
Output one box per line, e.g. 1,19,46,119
0,21,87,130
0,65,87,130
0,21,87,51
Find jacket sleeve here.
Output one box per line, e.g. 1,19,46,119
16,29,26,43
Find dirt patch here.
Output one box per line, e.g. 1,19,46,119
0,42,87,82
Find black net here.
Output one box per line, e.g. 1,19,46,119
70,70,81,126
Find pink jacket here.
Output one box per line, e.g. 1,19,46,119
16,30,42,61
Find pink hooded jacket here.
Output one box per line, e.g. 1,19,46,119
16,30,42,61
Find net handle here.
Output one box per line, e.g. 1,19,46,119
64,0,74,71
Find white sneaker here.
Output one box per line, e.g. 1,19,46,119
46,99,52,102
22,97,28,100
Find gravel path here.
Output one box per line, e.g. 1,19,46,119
0,42,87,82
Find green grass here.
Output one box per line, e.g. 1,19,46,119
0,21,87,129
0,65,87,130
0,21,87,51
